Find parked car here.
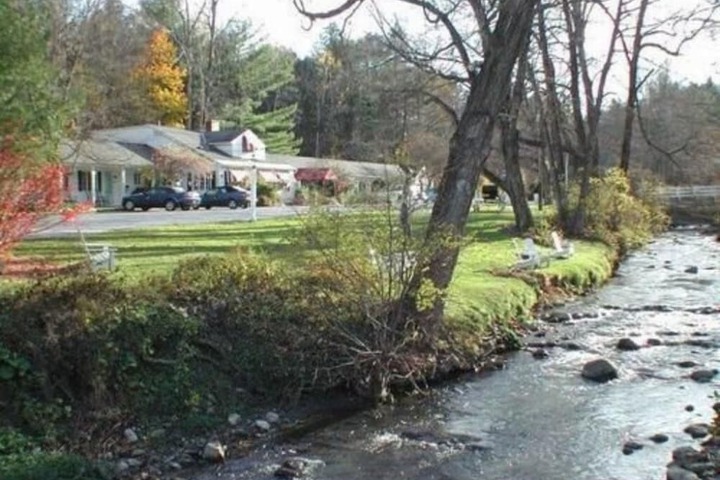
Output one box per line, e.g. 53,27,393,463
200,186,250,209
122,186,200,211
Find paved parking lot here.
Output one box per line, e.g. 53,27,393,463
31,205,311,237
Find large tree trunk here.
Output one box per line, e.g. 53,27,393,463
500,41,533,233
405,0,539,329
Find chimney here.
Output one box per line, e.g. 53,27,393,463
205,119,220,132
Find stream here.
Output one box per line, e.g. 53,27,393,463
192,228,720,480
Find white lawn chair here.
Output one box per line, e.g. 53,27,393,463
511,238,551,270
551,231,575,259
76,225,117,272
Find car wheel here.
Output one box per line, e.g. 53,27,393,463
141,207,150,211
181,205,190,211
192,205,200,210
204,205,212,210
123,200,135,211
165,200,177,211
228,200,238,209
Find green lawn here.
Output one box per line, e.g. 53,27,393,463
10,209,616,323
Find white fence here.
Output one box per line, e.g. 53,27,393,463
656,185,720,199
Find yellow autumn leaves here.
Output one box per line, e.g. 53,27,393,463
134,29,187,127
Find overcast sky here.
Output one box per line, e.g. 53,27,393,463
127,0,719,87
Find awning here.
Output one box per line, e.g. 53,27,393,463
295,168,338,182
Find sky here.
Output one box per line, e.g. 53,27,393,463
127,0,719,87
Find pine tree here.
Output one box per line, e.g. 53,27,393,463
134,28,187,126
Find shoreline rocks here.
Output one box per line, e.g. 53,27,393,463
581,359,618,383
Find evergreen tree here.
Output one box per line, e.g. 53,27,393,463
223,45,300,154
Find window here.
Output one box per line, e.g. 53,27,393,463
133,172,142,185
77,171,89,192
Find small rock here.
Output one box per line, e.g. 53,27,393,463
649,433,669,443
658,330,681,336
169,462,182,470
667,466,701,480
622,441,643,455
685,266,699,274
465,441,492,452
685,462,715,475
542,312,571,323
116,460,130,473
676,361,699,369
532,348,549,359
123,428,139,444
684,339,715,349
148,428,166,439
254,419,272,432
202,441,226,463
125,458,143,468
227,413,241,426
617,338,641,351
685,405,694,412
689,369,718,383
712,402,720,413
581,359,618,383
684,424,710,439
266,412,281,424
274,457,325,478
646,338,663,346
561,342,584,351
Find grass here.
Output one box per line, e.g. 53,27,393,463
9,208,617,321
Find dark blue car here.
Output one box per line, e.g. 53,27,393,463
122,186,201,211
200,186,250,209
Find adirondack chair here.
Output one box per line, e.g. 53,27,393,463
551,231,575,259
77,226,116,272
512,238,551,270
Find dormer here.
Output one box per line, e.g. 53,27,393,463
201,128,266,160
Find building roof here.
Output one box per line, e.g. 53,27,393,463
267,153,404,181
202,130,242,144
59,139,153,168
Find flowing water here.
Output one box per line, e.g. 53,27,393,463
194,228,720,480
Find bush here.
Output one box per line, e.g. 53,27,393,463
256,181,280,206
0,274,200,430
568,168,669,251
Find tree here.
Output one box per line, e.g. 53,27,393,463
134,28,188,126
222,45,301,154
295,0,540,326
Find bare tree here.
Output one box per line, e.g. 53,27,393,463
294,0,539,327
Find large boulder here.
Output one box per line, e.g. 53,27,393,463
666,466,700,480
581,359,618,383
689,369,718,383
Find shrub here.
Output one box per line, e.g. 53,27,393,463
568,168,669,251
0,274,200,430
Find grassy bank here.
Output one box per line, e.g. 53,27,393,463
0,208,618,479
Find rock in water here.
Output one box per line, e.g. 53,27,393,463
689,369,717,383
649,433,669,443
622,441,643,455
684,266,699,274
581,359,618,383
683,424,710,439
616,338,641,351
123,428,139,443
532,348,549,359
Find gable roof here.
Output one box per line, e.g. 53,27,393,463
59,139,153,168
267,153,404,181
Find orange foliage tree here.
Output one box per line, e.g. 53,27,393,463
134,28,188,126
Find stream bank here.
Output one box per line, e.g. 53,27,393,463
181,227,719,480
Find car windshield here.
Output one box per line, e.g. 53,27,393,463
170,187,185,194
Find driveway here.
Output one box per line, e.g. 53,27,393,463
30,206,311,237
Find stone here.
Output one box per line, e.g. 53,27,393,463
684,424,710,439
254,419,272,432
227,413,241,426
685,266,699,274
202,441,226,463
116,460,130,473
676,361,699,369
685,405,695,412
148,428,166,439
647,338,663,346
658,330,681,336
542,312,571,323
713,402,720,413
581,359,618,383
617,338,641,351
125,458,143,468
123,428,139,444
685,339,715,349
649,433,669,443
685,462,715,475
561,342,584,351
622,441,643,455
465,441,492,452
532,348,549,359
666,466,701,480
274,457,325,478
266,411,281,424
690,369,718,383
672,446,707,467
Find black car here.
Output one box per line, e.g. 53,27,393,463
122,186,201,211
200,186,250,209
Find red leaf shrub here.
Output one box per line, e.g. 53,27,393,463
0,147,88,259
